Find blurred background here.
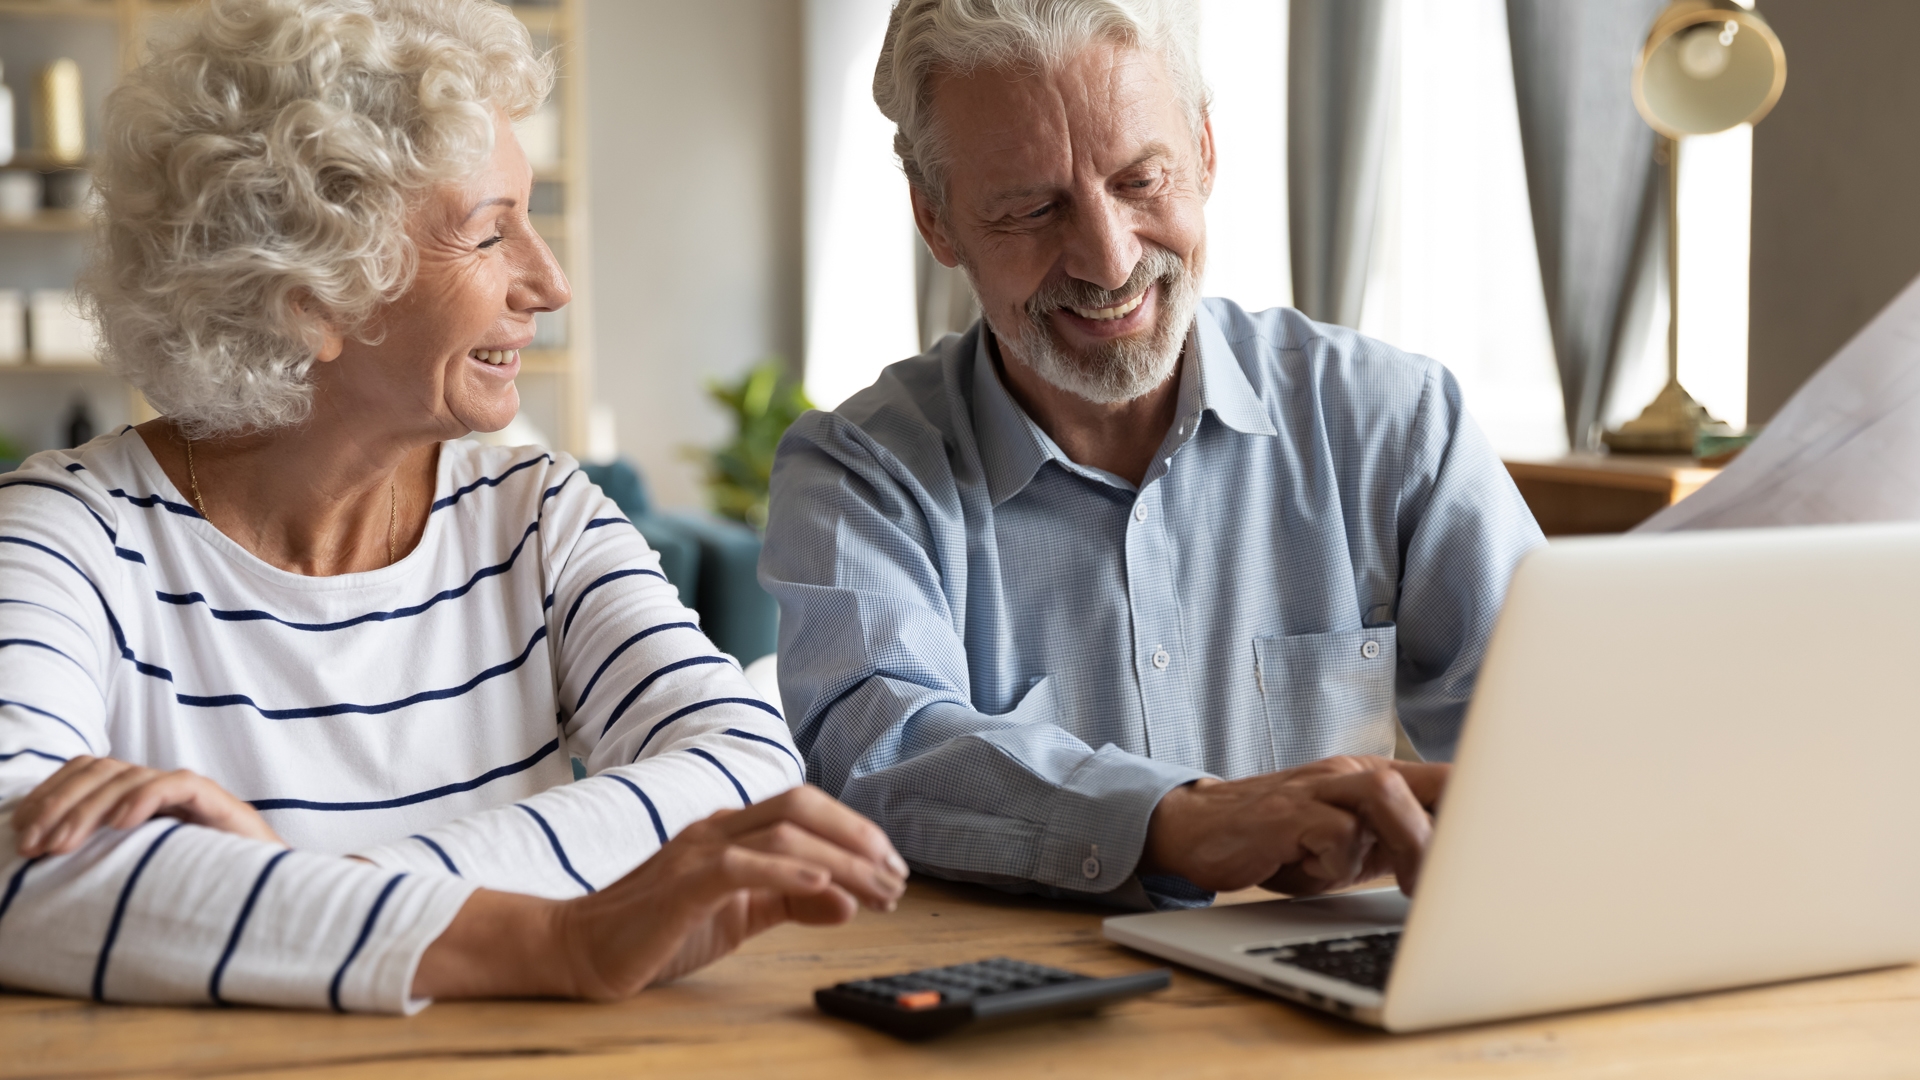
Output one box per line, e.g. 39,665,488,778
2,0,1916,517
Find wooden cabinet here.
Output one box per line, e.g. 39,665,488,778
1504,454,1721,536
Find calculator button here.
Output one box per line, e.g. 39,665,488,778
896,990,943,1010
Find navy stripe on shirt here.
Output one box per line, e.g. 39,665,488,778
686,748,752,806
0,536,173,683
208,848,291,1006
177,624,547,720
0,748,68,764
0,479,119,541
0,697,95,754
156,520,543,633
560,568,670,641
627,698,783,762
328,873,406,1013
410,835,462,877
516,805,594,894
92,821,187,1002
0,855,44,926
104,487,201,519
604,774,670,845
722,728,801,771
0,596,89,636
587,650,724,727
573,622,700,713
0,637,89,676
251,738,559,812
430,455,552,512
0,480,152,562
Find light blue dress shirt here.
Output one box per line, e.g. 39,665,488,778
760,299,1544,907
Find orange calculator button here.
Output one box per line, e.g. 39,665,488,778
895,990,943,1010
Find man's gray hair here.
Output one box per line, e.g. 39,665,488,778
873,0,1208,212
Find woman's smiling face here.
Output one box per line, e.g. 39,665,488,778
320,109,570,440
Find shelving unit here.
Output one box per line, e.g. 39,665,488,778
0,0,593,457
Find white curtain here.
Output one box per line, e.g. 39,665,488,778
1361,0,1567,459
1198,0,1292,313
803,0,921,410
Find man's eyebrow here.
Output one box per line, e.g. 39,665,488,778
982,183,1057,213
980,143,1175,212
464,197,516,221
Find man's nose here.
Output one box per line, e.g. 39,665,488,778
1060,194,1141,294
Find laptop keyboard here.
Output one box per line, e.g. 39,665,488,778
1245,930,1402,992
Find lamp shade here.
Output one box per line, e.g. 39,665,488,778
1633,0,1786,138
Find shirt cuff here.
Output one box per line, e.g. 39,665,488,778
1035,744,1209,895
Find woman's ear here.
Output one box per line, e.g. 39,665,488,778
290,292,346,363
314,326,345,364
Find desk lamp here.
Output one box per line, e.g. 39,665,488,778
1603,0,1785,454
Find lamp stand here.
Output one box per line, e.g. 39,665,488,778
1603,136,1732,455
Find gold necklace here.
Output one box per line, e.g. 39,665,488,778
185,436,398,566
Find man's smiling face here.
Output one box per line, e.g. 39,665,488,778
913,39,1213,403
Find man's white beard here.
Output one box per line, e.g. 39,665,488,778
972,245,1202,405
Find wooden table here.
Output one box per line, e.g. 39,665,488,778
1505,454,1722,536
6,878,1917,1079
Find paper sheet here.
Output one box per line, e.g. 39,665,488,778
1635,271,1920,532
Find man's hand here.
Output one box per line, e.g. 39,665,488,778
11,756,285,857
412,786,908,1001
1142,757,1448,897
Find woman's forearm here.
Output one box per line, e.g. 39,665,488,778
411,889,571,1001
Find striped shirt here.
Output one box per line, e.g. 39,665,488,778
0,430,802,1012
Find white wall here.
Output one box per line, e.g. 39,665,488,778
581,0,803,510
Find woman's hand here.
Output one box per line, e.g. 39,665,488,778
412,786,908,1001
10,756,285,857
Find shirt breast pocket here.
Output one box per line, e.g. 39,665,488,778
1254,626,1397,768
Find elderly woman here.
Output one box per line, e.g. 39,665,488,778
0,0,903,1012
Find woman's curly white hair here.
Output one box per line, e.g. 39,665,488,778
78,0,553,436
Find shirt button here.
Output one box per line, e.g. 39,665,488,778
1082,847,1102,879
1152,648,1170,669
1134,502,1149,522
1362,640,1381,660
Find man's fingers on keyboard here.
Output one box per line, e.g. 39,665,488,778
1390,761,1449,808
1312,767,1434,890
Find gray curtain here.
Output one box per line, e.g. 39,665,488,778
1506,0,1667,449
1288,0,1400,328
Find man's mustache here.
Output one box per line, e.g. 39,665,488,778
1024,247,1188,322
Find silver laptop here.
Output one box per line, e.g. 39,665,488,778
1105,522,1920,1032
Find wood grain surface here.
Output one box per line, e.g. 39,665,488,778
5,877,1916,1079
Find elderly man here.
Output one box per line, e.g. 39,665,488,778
761,0,1543,909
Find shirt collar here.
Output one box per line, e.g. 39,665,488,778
1191,302,1279,438
971,302,1277,506
972,328,1063,506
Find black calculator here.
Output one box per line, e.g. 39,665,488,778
814,957,1171,1040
